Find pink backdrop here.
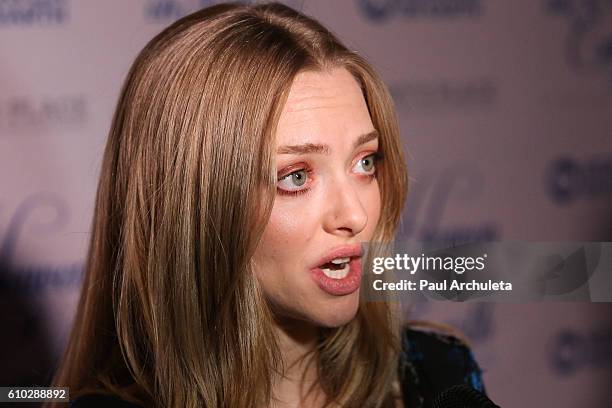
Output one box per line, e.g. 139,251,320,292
1,0,611,406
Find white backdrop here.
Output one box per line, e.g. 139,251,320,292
1,0,611,406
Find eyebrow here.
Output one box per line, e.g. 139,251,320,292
277,130,379,155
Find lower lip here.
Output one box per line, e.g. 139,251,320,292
310,258,361,296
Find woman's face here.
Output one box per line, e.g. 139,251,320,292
253,67,381,328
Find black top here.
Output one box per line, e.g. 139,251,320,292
71,328,486,408
398,328,486,407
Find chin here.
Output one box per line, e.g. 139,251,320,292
309,291,361,328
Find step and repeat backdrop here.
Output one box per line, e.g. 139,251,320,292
1,0,611,406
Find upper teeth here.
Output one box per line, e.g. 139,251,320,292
322,258,351,279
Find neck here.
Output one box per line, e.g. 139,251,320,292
271,317,324,407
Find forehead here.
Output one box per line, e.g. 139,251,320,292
276,68,373,144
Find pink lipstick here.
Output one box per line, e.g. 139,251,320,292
310,244,362,296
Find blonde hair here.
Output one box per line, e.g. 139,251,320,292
49,3,408,407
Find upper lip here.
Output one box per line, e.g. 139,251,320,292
312,243,362,268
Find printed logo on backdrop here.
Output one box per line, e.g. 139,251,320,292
546,0,612,77
546,155,612,204
145,0,218,21
0,0,69,25
0,194,83,294
0,95,87,132
390,78,498,113
356,0,483,22
550,325,612,375
145,0,304,21
399,163,500,243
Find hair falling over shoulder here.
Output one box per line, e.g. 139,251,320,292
46,3,408,407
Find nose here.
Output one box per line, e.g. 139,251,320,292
322,178,369,237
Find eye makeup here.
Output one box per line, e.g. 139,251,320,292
275,150,383,197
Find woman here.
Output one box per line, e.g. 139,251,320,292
49,2,485,407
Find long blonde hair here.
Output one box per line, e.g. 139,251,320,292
49,3,408,407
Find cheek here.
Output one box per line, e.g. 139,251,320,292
364,180,382,237
259,206,311,258
253,201,318,280
252,202,320,318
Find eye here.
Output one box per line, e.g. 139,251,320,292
353,153,378,176
277,169,310,192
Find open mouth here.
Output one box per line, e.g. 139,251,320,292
319,257,351,279
311,245,363,296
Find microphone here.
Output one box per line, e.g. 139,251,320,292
431,385,501,408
